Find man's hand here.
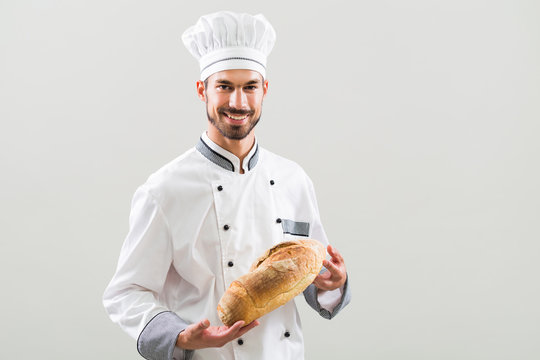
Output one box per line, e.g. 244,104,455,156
313,245,347,291
176,319,259,350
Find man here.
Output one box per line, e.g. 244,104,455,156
103,11,351,360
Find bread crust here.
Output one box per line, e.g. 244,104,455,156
217,239,326,326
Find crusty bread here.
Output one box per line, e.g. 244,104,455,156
217,239,326,326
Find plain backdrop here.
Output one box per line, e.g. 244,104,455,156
1,0,539,359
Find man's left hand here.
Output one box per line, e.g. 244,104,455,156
313,245,347,291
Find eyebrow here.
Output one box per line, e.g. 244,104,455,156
214,79,262,86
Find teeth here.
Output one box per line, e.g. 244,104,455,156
226,113,248,120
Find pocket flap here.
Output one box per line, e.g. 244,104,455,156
281,219,310,237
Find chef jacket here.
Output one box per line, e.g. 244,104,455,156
103,132,351,360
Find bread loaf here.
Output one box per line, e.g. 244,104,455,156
217,239,326,326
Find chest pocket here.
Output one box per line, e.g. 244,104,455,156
281,219,310,237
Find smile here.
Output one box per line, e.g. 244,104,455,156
224,113,249,121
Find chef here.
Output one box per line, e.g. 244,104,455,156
103,11,351,360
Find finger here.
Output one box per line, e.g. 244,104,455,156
326,261,347,283
323,259,340,274
328,245,343,261
313,275,332,289
241,320,259,329
313,278,333,290
216,321,247,343
315,271,331,281
237,320,259,336
327,245,344,263
312,278,323,289
313,272,331,288
193,319,210,334
317,271,344,290
225,320,246,336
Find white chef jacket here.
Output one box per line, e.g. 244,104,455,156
103,133,351,360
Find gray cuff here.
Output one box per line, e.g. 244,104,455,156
173,340,195,360
137,311,194,360
303,273,351,319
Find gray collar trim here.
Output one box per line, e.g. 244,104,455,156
196,137,259,172
247,144,259,171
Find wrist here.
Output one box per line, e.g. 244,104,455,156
176,330,187,348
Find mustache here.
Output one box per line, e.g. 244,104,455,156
219,107,253,116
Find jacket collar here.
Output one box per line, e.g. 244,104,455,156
196,132,259,173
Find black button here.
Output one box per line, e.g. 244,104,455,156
228,261,234,267
217,185,223,191
270,180,275,185
276,218,282,223
223,224,230,231
238,339,244,345
284,331,290,338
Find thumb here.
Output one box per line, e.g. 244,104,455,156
196,319,210,331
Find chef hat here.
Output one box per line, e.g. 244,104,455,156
182,11,276,81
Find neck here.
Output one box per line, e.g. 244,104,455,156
207,127,255,173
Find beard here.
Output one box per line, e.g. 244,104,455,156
206,105,262,140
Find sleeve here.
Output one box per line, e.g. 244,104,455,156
302,174,352,319
303,274,351,319
102,185,195,360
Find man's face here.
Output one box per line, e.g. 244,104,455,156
198,69,268,141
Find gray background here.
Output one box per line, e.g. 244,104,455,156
1,0,539,359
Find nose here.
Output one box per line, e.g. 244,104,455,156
229,88,248,109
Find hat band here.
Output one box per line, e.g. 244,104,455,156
199,47,267,80
201,57,266,74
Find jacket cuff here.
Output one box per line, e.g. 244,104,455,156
137,311,194,360
303,273,351,319
173,341,195,360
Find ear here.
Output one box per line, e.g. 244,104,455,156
263,79,269,98
196,80,206,102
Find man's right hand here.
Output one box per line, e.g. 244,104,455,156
176,319,260,350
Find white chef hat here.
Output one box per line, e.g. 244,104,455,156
182,11,276,81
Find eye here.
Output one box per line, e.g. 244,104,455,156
217,85,231,90
244,86,257,91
